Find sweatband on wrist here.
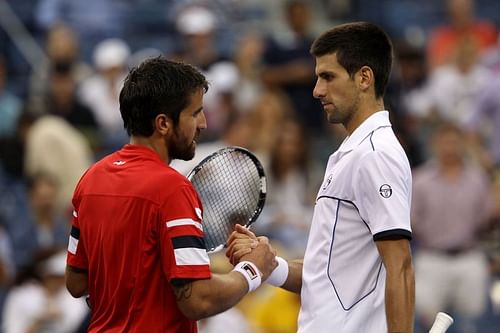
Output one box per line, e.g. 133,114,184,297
233,261,262,292
266,256,289,287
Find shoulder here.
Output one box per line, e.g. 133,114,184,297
359,127,410,169
148,166,198,201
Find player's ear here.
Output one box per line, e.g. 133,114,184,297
154,113,171,136
357,65,374,92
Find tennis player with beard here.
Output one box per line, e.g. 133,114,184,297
228,22,415,333
65,57,277,332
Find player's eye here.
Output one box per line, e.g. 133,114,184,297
320,73,334,81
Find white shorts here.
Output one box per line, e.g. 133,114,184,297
415,249,489,323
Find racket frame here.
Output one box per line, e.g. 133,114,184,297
187,146,267,252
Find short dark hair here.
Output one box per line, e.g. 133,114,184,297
310,22,393,98
119,57,209,136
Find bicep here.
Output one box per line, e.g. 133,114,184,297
375,238,413,271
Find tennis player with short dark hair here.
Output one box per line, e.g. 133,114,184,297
65,57,277,332
228,22,415,332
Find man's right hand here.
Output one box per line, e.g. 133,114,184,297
226,224,277,280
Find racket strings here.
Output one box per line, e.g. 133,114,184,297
190,151,262,251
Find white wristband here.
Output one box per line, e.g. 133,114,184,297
233,261,262,292
266,256,289,287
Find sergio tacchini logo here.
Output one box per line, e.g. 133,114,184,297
379,184,392,198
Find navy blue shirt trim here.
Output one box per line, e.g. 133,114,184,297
70,226,80,239
172,235,206,249
373,229,412,241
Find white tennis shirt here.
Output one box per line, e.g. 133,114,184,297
298,111,412,333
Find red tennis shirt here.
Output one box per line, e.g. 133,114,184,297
67,144,211,332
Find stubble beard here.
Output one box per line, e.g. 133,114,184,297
169,129,196,161
326,93,360,127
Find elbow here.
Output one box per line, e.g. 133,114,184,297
66,282,87,298
65,268,88,298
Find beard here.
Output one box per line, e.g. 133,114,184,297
168,128,197,161
326,93,360,125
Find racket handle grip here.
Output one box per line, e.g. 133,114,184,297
429,312,454,333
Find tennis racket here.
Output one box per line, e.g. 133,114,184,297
429,312,454,333
187,146,266,253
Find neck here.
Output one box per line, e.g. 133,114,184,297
345,98,385,134
129,135,169,163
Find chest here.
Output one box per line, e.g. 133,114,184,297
317,152,359,201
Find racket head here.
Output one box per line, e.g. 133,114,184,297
187,146,266,253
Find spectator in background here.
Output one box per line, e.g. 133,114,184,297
0,111,38,270
424,38,491,126
0,109,37,181
78,38,130,154
427,0,497,69
34,0,131,61
29,23,93,110
0,223,14,288
0,220,16,328
232,32,265,114
385,42,428,168
0,56,21,139
411,123,493,333
24,112,93,211
3,172,69,275
172,5,240,141
44,63,99,152
25,173,70,253
256,118,318,256
466,75,500,171
260,0,323,135
480,31,500,72
246,90,293,169
2,249,89,333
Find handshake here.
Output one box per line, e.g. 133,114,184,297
225,224,289,290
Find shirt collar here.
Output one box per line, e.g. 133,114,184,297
121,144,164,162
337,111,392,153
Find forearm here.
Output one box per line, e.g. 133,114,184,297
385,263,415,333
280,259,303,294
175,271,249,320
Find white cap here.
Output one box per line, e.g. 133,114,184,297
176,6,216,35
93,38,131,70
41,251,67,276
208,62,239,93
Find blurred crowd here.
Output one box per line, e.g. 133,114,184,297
0,0,500,332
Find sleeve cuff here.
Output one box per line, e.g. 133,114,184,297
373,228,412,241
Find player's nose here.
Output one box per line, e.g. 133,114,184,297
313,80,326,99
197,111,207,129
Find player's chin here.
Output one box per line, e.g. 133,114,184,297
185,143,196,160
173,145,196,161
326,109,344,124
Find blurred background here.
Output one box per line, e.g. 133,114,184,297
0,0,500,332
